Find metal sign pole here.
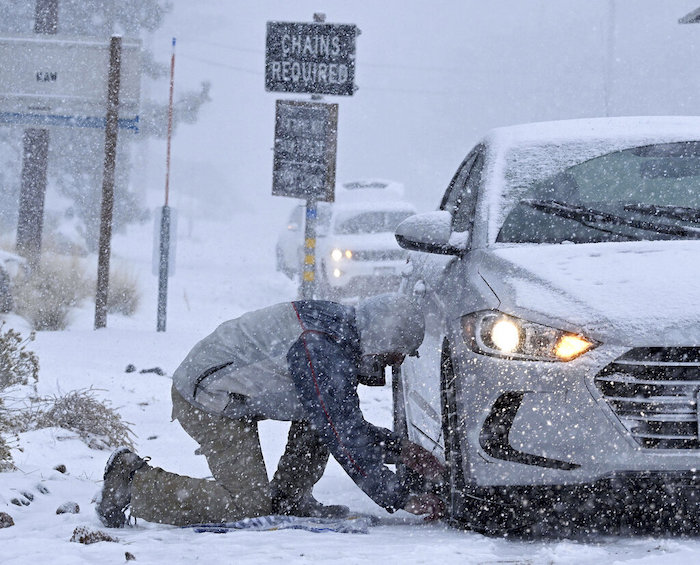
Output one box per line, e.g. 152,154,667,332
94,35,122,329
156,205,171,330
157,37,176,332
301,199,317,299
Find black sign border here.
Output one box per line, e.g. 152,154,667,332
265,21,357,96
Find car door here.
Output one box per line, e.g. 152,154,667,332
398,146,485,457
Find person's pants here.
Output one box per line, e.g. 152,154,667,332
129,385,329,526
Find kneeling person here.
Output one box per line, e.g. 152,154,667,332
97,294,444,527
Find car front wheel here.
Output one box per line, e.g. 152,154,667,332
440,340,530,535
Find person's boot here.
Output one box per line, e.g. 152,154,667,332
96,447,149,527
271,492,350,519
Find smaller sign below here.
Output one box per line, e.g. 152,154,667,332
272,100,338,202
265,21,357,96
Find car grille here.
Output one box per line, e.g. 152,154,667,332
350,249,406,261
594,348,700,449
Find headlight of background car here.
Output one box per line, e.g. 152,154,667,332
461,310,597,361
331,248,353,261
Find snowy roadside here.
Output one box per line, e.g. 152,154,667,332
1,213,700,564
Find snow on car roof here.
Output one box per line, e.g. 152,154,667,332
486,115,700,146
334,178,406,203
478,116,700,243
339,178,404,192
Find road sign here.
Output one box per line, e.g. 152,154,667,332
272,100,338,202
0,35,141,131
265,21,356,96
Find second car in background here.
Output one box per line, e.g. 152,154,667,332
276,180,416,300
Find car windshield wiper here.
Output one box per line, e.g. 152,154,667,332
521,199,700,239
623,203,700,224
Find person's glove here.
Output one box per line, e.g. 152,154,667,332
400,440,446,482
403,492,445,521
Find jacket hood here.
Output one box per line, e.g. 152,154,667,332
355,294,425,355
478,240,700,346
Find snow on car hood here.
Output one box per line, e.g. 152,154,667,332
477,240,700,346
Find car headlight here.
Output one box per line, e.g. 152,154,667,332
330,248,353,261
461,310,597,361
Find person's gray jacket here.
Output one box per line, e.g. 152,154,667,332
172,298,424,512
173,302,308,421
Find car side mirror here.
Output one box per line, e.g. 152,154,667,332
395,210,466,255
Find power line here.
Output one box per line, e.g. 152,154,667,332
363,61,459,74
179,38,263,55
178,53,463,96
179,53,261,75
179,38,459,75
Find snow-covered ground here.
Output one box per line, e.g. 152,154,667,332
2,211,700,565
4,1,700,562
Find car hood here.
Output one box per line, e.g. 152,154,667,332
319,232,402,250
477,240,700,346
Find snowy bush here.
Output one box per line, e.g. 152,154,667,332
0,322,38,390
0,419,15,470
0,403,17,470
1,388,135,470
0,323,38,470
12,253,92,330
0,324,133,469
107,265,141,317
26,389,135,451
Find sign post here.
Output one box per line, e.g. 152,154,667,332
0,32,141,327
15,0,57,267
16,127,49,266
272,100,338,298
94,35,122,330
266,14,356,299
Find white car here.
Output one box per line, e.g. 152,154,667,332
393,116,700,535
275,203,305,280
276,180,416,299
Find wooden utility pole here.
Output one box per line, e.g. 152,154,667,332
94,35,122,329
16,129,49,266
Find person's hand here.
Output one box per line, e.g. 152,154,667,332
403,492,445,521
400,440,446,482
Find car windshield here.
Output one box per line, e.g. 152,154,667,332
334,210,415,235
497,141,700,244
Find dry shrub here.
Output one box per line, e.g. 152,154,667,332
0,324,132,470
0,324,38,470
28,389,135,451
70,526,119,544
107,265,140,316
0,322,38,390
0,405,16,471
13,253,92,330
2,389,135,469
